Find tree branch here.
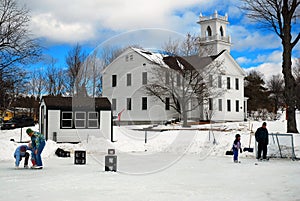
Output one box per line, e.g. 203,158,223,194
292,32,300,48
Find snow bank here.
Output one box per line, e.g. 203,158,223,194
1,112,299,163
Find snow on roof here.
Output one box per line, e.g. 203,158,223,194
131,47,169,67
131,47,226,72
129,47,240,76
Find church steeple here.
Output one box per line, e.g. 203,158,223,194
197,11,231,56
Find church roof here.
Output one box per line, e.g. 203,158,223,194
131,47,225,71
131,47,168,67
182,50,226,71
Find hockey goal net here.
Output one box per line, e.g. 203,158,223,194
257,133,297,160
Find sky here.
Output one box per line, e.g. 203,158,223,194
19,0,300,81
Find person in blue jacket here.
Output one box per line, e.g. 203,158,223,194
26,128,46,169
14,144,31,169
232,134,242,163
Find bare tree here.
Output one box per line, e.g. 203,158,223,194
163,37,180,55
66,44,141,98
267,74,285,117
100,46,126,68
0,0,41,110
27,68,46,99
100,44,143,68
240,0,299,132
81,50,103,97
65,44,87,96
0,0,41,73
45,58,65,96
56,69,66,96
162,33,199,56
45,62,57,96
0,69,27,111
145,55,224,127
0,65,30,112
144,34,225,127
180,33,200,57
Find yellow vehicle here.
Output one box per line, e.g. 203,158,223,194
3,111,13,121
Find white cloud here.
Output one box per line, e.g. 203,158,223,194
227,5,242,19
236,50,283,67
264,50,282,63
20,0,295,84
31,13,96,43
241,50,284,80
22,0,286,53
253,50,282,63
229,25,281,51
243,50,300,81
236,56,251,64
245,62,282,80
21,0,211,44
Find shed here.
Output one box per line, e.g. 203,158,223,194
39,96,113,143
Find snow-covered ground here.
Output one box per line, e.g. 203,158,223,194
0,111,300,201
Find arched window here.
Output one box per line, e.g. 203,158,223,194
206,26,212,37
220,26,224,36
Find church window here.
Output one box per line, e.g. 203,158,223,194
206,26,212,37
220,26,224,36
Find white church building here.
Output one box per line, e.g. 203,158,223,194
102,11,247,125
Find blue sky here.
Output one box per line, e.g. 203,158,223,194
20,0,300,80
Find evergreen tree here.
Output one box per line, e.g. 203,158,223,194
245,71,271,113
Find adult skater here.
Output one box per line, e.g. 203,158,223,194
26,128,46,169
255,122,269,160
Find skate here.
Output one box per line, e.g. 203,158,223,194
31,165,43,169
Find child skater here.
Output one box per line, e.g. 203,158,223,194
233,134,242,163
14,144,31,169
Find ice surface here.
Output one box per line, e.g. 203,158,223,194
0,111,299,201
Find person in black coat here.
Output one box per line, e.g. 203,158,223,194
255,122,269,160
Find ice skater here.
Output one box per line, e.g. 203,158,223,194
26,128,46,169
232,134,242,163
255,122,269,161
14,144,32,169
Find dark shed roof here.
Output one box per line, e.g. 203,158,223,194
42,96,111,111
